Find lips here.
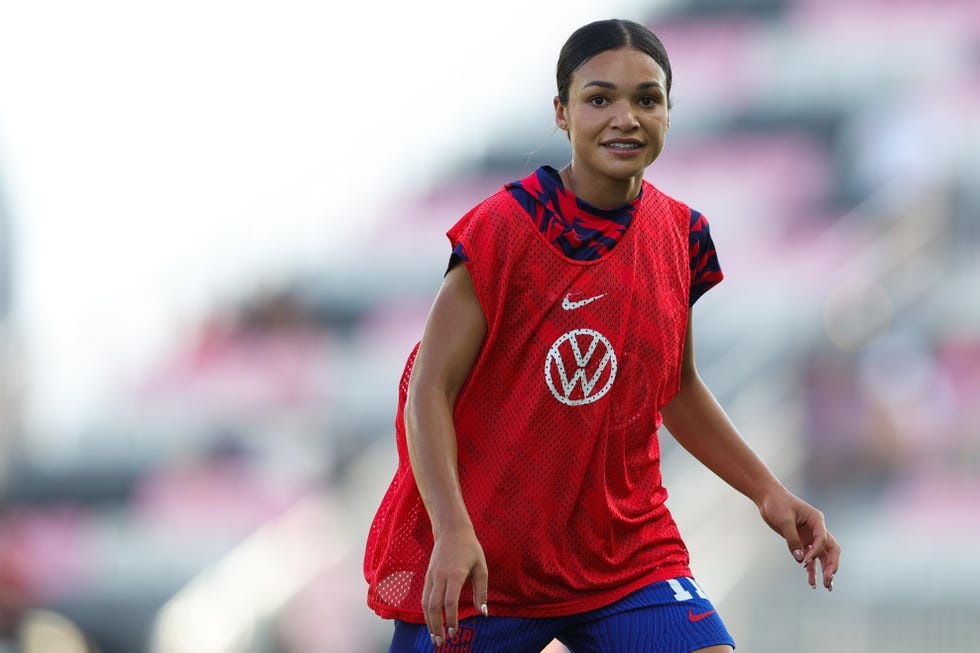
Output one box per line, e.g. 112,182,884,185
603,140,644,154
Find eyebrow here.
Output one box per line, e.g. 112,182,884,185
582,80,664,91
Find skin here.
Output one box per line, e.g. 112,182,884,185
407,46,841,650
553,47,670,209
407,264,489,647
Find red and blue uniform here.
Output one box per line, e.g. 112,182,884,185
366,166,733,651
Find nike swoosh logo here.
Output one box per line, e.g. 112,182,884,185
688,609,716,622
561,293,606,310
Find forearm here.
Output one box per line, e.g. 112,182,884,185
402,264,486,538
405,386,474,536
661,372,785,507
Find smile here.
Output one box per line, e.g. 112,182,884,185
604,142,643,153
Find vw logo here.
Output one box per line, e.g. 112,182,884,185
545,329,617,406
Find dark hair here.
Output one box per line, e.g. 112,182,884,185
556,19,672,107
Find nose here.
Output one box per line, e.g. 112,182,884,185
609,100,639,130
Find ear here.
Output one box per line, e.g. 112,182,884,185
554,96,568,131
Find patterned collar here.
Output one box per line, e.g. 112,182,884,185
504,166,640,261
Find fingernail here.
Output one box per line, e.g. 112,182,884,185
481,603,488,617
447,627,456,639
794,549,804,562
434,635,443,647
430,634,436,646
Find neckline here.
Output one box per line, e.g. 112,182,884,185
543,165,645,213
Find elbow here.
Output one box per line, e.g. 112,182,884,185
405,375,456,433
675,359,703,394
661,368,705,427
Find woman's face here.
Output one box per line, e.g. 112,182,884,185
555,47,670,195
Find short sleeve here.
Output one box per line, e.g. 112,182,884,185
689,209,724,306
446,242,468,274
446,205,484,278
444,194,511,320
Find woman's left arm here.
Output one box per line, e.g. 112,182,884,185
660,315,841,590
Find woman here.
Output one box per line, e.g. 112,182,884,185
364,18,840,653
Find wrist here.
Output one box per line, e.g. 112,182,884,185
751,478,790,508
429,505,474,538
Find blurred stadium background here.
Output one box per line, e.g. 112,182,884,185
1,0,979,651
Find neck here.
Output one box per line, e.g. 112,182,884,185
559,164,642,209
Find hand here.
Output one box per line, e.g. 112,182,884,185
422,525,489,647
758,488,841,590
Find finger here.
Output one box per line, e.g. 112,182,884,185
803,551,817,589
777,517,806,564
423,576,446,646
801,518,828,567
443,573,464,642
472,558,489,617
421,573,434,635
821,535,841,590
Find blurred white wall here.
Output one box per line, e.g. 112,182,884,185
0,0,647,446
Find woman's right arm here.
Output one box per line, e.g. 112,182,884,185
406,263,489,647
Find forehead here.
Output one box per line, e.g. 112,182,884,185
571,47,667,88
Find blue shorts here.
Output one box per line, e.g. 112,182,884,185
389,577,735,652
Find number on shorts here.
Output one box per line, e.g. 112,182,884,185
667,577,708,602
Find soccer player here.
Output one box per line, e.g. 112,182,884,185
364,18,841,652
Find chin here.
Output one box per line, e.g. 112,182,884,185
601,153,658,176
602,163,649,181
